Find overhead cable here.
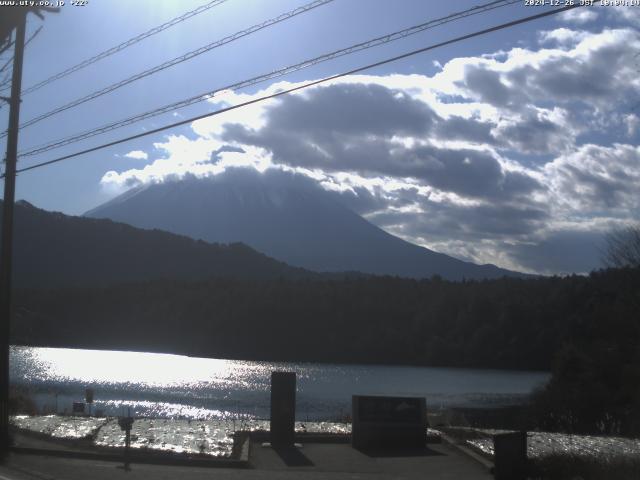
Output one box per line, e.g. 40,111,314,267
19,0,519,157
0,0,231,96
9,4,583,176
5,0,334,136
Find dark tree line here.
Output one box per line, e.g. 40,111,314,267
9,267,638,369
532,267,640,435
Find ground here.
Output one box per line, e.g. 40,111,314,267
0,439,491,480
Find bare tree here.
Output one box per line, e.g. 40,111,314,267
603,224,640,268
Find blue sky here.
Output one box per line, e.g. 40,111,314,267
1,0,639,275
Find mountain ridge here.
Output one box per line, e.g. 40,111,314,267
2,199,316,288
86,169,526,280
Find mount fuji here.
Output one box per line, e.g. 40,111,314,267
86,168,523,280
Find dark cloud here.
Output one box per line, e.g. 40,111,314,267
366,197,601,274
560,164,631,209
209,145,245,163
401,146,541,200
264,82,437,137
326,185,389,215
495,111,571,155
504,229,603,274
550,144,640,210
435,115,495,144
460,65,521,108
453,29,639,118
511,32,637,108
370,198,549,242
222,83,439,175
222,82,541,201
522,41,630,104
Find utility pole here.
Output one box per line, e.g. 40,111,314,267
0,8,27,455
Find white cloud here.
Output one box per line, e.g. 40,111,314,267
558,8,598,24
539,28,591,46
101,135,274,192
609,5,640,26
544,143,640,213
624,113,640,137
124,150,148,160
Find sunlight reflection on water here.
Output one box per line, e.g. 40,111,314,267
16,346,267,388
11,346,549,420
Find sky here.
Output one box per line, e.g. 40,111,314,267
1,0,639,276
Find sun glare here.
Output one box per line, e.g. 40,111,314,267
30,347,236,386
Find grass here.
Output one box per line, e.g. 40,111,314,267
528,453,640,480
440,423,640,479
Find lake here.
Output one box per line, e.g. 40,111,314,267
10,346,549,420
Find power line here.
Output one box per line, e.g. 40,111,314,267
18,0,520,158
3,0,334,137
1,26,42,88
8,4,582,177
0,0,230,96
0,25,41,107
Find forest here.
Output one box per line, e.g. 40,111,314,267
13,267,639,371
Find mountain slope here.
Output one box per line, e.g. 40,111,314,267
86,169,523,280
2,200,311,288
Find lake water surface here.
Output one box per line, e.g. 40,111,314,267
10,346,549,420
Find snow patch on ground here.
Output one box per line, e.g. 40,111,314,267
11,415,354,457
12,415,107,439
460,428,640,461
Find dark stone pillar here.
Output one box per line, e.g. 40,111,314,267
270,372,296,446
493,431,527,480
351,395,427,451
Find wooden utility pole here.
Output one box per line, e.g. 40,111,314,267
0,8,27,454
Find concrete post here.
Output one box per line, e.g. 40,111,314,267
270,371,296,446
